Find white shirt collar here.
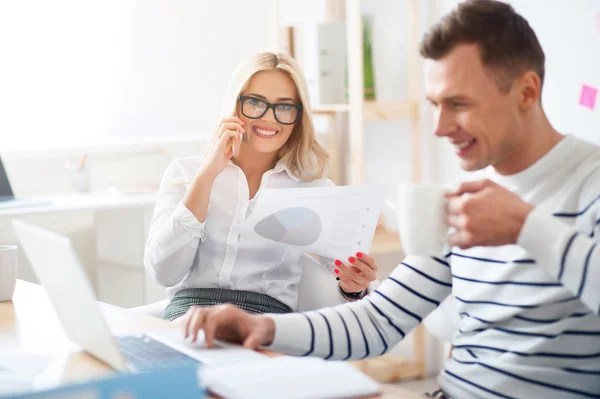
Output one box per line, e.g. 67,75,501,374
228,158,301,182
273,159,301,182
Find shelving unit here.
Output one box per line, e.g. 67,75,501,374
277,0,426,381
370,228,402,255
312,103,351,114
363,100,419,121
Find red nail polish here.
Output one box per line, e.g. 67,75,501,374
349,257,356,263
334,269,340,274
335,260,342,266
356,252,363,258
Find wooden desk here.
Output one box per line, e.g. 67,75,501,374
0,280,423,399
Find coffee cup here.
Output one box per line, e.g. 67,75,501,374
397,185,449,256
0,245,18,301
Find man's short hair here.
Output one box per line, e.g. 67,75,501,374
420,0,546,93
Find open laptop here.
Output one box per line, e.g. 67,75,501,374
12,220,267,372
0,156,52,209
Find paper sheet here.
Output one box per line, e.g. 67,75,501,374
244,184,386,259
201,356,380,399
0,355,54,395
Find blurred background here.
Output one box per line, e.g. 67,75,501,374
1,0,598,384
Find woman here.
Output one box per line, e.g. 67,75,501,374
144,52,379,322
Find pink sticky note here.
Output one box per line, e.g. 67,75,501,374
579,84,598,110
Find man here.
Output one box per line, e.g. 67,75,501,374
180,1,600,398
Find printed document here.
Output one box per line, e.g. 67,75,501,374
244,185,386,259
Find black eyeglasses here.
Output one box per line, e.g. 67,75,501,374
239,95,303,125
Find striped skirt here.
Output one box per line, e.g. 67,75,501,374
162,288,292,321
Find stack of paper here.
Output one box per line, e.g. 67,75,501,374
201,356,381,399
0,356,54,395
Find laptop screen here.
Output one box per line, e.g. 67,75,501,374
0,157,14,198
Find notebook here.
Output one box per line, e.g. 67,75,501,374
201,356,381,399
3,363,204,399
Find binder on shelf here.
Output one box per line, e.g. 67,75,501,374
293,23,347,106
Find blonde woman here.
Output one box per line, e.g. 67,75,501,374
144,52,379,322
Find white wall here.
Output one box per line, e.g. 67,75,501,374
505,0,600,145
432,0,600,185
0,0,278,151
2,138,205,196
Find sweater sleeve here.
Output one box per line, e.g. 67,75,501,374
518,199,600,315
266,255,452,360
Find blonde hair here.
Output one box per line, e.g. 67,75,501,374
221,52,329,181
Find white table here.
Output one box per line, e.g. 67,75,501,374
0,191,165,308
0,192,156,216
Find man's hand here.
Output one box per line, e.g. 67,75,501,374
180,304,275,349
446,179,534,250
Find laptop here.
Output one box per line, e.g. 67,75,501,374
0,156,52,209
12,220,267,373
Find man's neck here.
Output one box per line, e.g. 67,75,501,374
494,110,563,176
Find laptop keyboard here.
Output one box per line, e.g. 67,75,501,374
118,334,201,371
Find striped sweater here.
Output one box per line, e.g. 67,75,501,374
268,135,600,399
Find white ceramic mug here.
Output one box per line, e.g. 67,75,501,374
397,184,449,256
0,245,18,301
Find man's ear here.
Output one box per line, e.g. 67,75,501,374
518,71,542,111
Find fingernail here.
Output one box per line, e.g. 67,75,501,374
334,268,340,274
336,277,340,281
356,252,363,258
348,256,356,263
334,260,342,266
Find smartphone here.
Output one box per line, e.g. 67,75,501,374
232,133,243,157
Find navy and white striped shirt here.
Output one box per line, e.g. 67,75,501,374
268,135,600,399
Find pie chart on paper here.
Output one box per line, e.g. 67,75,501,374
254,207,322,246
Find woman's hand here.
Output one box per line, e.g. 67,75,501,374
199,117,245,179
182,117,244,223
334,252,378,295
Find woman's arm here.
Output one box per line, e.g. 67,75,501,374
144,117,245,287
144,161,213,287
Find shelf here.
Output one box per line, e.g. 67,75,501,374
371,228,403,254
364,100,419,121
311,103,351,114
312,101,418,120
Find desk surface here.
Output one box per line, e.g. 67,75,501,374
0,192,156,217
0,281,423,399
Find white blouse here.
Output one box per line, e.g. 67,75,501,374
144,156,342,310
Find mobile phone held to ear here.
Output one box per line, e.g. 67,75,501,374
233,132,243,157
225,131,244,157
